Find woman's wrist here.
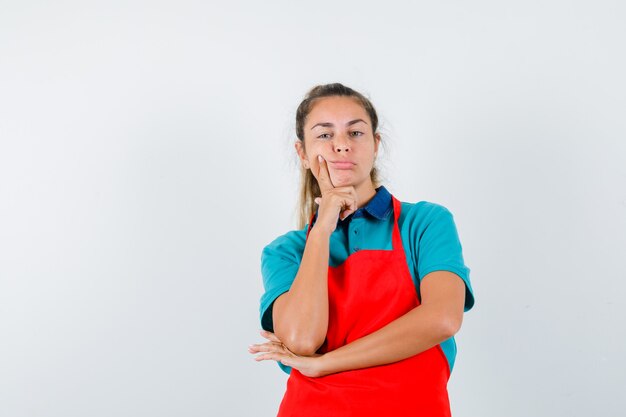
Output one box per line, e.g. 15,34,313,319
309,224,333,239
318,351,340,377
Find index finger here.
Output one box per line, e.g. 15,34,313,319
260,329,282,342
316,155,335,192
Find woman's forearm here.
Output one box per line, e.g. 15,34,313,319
273,226,330,355
320,304,456,375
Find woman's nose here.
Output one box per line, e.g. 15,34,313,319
334,135,351,152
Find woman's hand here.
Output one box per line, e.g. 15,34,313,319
312,155,358,234
249,329,331,378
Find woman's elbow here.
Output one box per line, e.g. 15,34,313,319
441,313,464,338
283,336,323,357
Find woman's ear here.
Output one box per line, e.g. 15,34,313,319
374,133,380,155
374,133,381,157
294,140,309,169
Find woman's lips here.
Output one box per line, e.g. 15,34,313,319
329,161,356,170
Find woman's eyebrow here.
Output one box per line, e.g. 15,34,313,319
310,119,368,130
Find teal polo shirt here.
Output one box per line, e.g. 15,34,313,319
259,185,475,375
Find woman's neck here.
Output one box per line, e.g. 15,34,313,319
354,181,378,209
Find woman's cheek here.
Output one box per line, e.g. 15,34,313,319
311,158,320,175
310,161,318,179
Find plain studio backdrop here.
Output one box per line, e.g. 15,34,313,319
1,1,625,416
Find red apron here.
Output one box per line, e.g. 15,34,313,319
276,195,452,417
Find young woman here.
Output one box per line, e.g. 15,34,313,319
249,83,475,416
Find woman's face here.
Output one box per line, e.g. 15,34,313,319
296,96,380,188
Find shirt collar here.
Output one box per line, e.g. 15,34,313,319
360,185,392,220
312,185,392,224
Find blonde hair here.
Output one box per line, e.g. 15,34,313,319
294,83,382,229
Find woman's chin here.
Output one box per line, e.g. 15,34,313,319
329,171,365,188
329,175,355,187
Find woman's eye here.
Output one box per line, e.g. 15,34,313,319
317,132,362,139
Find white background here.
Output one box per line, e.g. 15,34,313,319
1,1,625,416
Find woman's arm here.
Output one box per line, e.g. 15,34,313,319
320,270,466,375
272,226,331,356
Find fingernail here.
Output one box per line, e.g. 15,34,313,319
318,155,323,162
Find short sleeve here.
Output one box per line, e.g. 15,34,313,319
416,205,475,312
259,229,306,375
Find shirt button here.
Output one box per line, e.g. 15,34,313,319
353,229,358,234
